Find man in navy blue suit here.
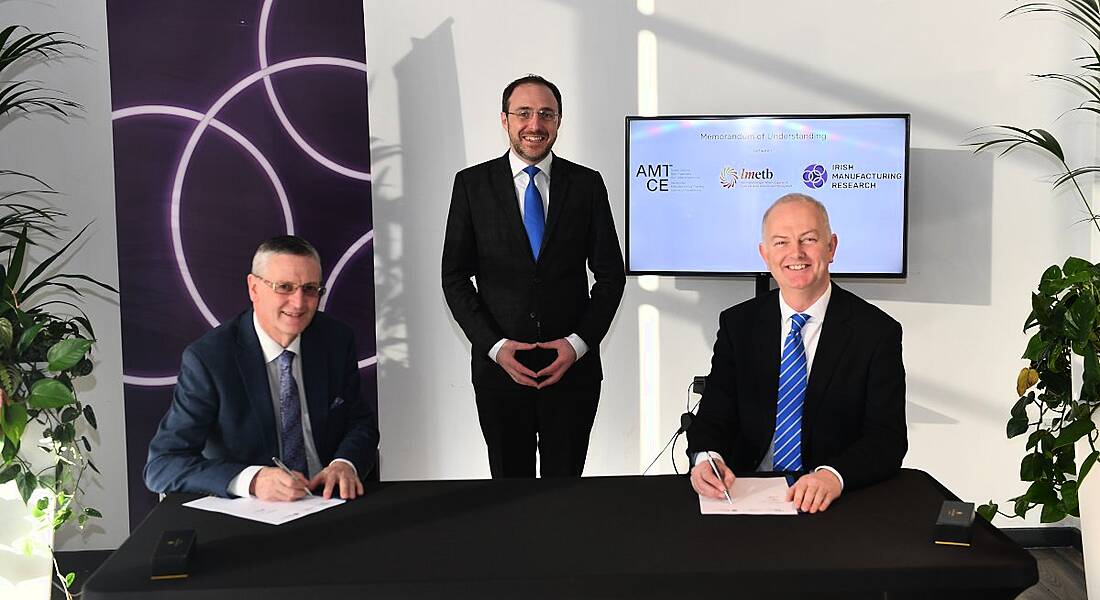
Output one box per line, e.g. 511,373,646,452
688,194,906,513
145,236,379,501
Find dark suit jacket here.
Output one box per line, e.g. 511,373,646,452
687,284,907,490
442,153,626,390
144,310,379,497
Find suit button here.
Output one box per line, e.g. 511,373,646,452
529,312,537,319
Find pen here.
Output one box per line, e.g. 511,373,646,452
705,452,734,506
271,456,314,497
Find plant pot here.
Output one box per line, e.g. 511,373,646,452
0,481,54,599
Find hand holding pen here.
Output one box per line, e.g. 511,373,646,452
690,451,736,504
705,452,735,506
271,456,314,497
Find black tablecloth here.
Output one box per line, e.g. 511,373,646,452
84,469,1037,599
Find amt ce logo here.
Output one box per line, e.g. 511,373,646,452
635,163,671,192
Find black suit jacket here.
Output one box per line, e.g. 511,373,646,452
144,310,379,497
687,284,907,490
442,153,626,390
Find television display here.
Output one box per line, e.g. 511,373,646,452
626,114,909,277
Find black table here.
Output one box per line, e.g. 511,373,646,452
84,469,1038,599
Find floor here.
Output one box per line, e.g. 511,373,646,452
1018,547,1088,600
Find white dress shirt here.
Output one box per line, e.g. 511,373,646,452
487,150,588,363
697,284,844,490
226,315,356,497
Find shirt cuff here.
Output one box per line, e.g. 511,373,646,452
566,334,588,360
228,465,264,498
692,451,724,467
331,458,358,478
814,465,845,491
489,338,506,362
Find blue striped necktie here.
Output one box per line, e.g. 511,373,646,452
522,165,545,259
774,313,810,472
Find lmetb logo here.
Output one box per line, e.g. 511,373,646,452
719,166,774,189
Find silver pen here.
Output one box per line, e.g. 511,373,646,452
271,456,314,497
705,452,734,506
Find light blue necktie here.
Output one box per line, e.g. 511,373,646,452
277,349,307,475
522,165,545,260
774,313,809,472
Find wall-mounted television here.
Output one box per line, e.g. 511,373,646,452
625,114,909,278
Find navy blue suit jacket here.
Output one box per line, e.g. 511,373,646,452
441,153,626,390
144,310,379,497
687,284,907,490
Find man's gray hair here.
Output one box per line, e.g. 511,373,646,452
251,235,322,277
760,193,832,239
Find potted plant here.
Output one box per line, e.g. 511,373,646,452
968,1,1100,595
0,24,115,600
970,0,1100,524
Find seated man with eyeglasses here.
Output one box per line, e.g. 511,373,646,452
145,235,379,501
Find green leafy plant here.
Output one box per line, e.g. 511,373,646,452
0,23,114,599
966,1,1100,523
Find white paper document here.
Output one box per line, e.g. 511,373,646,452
183,495,345,525
699,477,798,515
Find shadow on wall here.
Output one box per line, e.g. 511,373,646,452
847,148,993,307
373,18,467,478
632,9,978,140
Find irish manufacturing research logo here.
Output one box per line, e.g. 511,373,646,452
719,166,738,188
803,164,828,189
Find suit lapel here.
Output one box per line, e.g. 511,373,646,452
236,313,277,456
541,156,570,259
752,293,782,426
804,285,853,435
300,325,329,445
489,153,534,260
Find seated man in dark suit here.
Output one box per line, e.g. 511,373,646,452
688,193,906,513
145,236,379,501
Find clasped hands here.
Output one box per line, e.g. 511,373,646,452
690,457,842,513
497,338,576,388
250,460,363,501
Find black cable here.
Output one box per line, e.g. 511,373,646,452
642,381,703,476
642,427,680,476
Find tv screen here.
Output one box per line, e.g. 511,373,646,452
625,114,909,277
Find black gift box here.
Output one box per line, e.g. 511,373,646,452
934,501,975,547
151,529,196,580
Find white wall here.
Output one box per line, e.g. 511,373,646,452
0,1,126,549
366,0,1089,528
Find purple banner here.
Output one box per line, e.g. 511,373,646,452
106,0,376,525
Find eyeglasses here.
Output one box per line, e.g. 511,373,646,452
506,109,559,122
252,275,326,298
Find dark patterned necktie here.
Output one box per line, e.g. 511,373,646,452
277,349,307,475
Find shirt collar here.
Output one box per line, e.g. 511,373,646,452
509,150,553,179
779,283,832,326
252,312,302,363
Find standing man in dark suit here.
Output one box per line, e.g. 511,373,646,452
442,74,626,478
145,236,379,501
688,193,906,512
